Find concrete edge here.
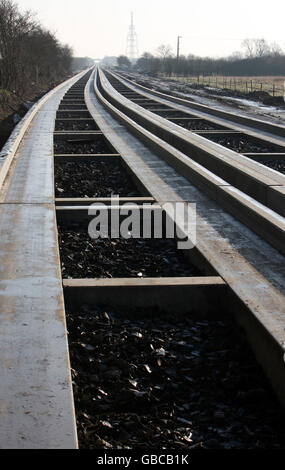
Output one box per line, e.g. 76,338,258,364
118,71,285,139
0,69,91,195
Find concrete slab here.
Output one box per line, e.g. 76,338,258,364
0,204,77,449
63,277,226,315
0,71,86,448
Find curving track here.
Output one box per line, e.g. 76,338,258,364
0,66,284,449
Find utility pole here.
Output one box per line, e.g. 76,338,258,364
177,36,182,63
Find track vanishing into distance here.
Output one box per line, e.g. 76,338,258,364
0,66,285,449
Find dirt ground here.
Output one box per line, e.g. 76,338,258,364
165,75,285,98
0,85,49,150
125,71,285,126
0,76,72,151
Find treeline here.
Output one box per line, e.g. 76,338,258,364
0,0,73,97
135,53,285,77
132,39,285,77
72,57,95,71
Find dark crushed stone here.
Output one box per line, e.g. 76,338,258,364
143,105,172,111
55,120,98,131
58,104,87,110
260,159,285,175
57,111,92,119
54,136,112,154
55,160,141,198
173,119,225,131
58,227,201,278
154,110,192,119
204,135,280,153
67,304,285,449
61,101,86,105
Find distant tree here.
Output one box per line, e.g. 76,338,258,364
254,39,271,57
133,38,285,78
157,44,173,60
0,0,73,94
269,42,283,56
157,45,173,74
117,55,131,68
242,38,274,58
228,51,243,61
72,57,93,71
135,52,153,72
241,38,256,58
0,0,37,90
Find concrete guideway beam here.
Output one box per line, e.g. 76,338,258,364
97,70,285,256
0,70,90,448
118,72,285,139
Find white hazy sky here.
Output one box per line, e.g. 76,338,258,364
18,0,285,59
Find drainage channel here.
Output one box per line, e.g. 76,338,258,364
53,72,285,449
105,72,285,176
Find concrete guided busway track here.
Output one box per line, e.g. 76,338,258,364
92,68,285,410
0,65,284,449
0,71,92,449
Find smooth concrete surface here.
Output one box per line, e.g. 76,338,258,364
55,197,155,206
0,72,84,448
63,277,227,315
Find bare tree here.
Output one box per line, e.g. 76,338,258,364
0,0,37,90
135,38,285,77
270,42,283,56
0,0,73,95
254,39,270,57
157,44,173,60
242,38,274,58
241,38,256,58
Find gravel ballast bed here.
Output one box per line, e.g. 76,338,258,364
174,119,226,131
155,110,193,119
57,111,92,119
204,135,280,153
58,104,87,110
58,227,201,279
261,159,285,175
55,160,141,198
54,136,113,154
55,120,99,131
67,304,285,449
